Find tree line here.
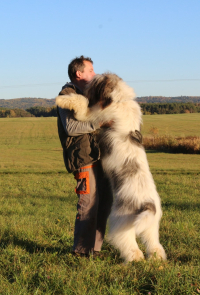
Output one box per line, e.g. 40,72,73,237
141,102,200,115
0,108,33,118
136,96,200,103
26,106,57,117
0,106,57,118
1,103,200,118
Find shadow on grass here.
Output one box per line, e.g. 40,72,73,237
163,200,200,211
146,147,200,154
146,149,182,154
0,171,68,175
0,234,118,260
146,150,162,153
0,234,73,255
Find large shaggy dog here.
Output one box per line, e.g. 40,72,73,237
56,73,166,263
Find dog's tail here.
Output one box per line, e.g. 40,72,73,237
133,202,158,235
108,200,158,237
56,94,89,121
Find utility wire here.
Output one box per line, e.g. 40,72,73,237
0,79,200,89
127,79,200,83
0,82,64,89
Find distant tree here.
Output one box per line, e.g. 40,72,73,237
140,102,200,115
26,106,57,117
0,108,33,118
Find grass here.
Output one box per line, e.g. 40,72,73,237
0,117,63,173
0,116,200,294
141,113,200,153
141,113,200,137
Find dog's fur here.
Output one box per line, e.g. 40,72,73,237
56,73,166,263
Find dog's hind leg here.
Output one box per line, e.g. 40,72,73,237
108,216,144,263
139,215,167,260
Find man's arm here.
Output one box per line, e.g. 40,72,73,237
58,84,99,136
58,107,99,136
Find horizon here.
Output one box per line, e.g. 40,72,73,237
1,95,200,102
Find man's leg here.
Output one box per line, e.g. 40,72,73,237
73,163,99,255
94,162,113,252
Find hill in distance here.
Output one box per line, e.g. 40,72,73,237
0,98,56,109
0,96,200,110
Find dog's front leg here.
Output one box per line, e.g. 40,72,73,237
56,94,90,121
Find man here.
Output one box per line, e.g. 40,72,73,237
57,56,113,256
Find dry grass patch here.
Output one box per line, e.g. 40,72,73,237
143,135,200,154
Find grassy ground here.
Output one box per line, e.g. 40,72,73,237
0,116,200,294
141,113,200,137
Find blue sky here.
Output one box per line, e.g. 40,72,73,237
1,0,200,99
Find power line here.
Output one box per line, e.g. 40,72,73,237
0,79,200,89
0,82,65,89
127,79,200,83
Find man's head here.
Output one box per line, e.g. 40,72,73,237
68,55,96,91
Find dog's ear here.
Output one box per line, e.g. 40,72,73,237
86,76,104,107
100,74,120,109
87,74,120,109
99,76,114,109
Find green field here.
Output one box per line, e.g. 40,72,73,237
141,113,200,137
0,116,200,294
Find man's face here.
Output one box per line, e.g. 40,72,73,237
79,61,96,83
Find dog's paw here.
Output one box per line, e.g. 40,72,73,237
56,94,89,119
148,245,167,260
124,248,144,264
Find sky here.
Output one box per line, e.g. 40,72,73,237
0,0,200,99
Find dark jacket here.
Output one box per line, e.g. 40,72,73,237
57,83,100,173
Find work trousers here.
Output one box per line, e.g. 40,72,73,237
73,161,113,254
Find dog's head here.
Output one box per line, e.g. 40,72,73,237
84,73,121,109
84,73,136,109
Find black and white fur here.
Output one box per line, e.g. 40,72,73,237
56,73,166,263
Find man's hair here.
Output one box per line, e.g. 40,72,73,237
68,55,93,81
